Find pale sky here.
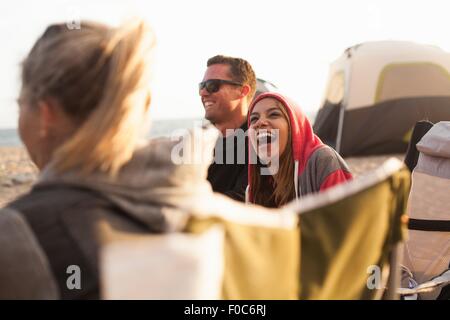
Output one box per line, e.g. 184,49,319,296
1,0,449,128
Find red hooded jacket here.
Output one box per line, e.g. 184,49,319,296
247,92,352,204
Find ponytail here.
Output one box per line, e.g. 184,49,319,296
54,20,155,176
21,19,156,176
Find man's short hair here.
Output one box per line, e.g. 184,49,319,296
207,55,257,101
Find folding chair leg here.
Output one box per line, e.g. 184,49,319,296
385,243,404,300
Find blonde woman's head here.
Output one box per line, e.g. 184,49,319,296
18,19,155,176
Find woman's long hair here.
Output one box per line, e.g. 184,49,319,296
250,99,296,207
20,19,156,176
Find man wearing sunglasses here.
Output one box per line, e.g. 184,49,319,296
199,55,256,202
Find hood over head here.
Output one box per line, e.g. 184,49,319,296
247,92,324,202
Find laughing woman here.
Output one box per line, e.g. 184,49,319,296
247,92,352,208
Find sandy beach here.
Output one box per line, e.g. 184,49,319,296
0,147,38,207
0,146,405,207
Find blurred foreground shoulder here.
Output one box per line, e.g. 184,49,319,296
0,207,59,299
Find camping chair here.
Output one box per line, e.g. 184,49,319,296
284,158,410,299
100,159,410,300
100,201,300,300
401,121,450,299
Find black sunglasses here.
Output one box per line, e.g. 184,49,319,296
199,79,243,93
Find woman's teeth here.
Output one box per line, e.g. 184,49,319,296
257,132,276,144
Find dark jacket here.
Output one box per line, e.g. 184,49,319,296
207,122,248,202
0,128,223,299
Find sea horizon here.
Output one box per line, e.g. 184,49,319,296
0,118,204,147
0,112,317,147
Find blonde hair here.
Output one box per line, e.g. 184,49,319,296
250,99,295,207
20,19,156,176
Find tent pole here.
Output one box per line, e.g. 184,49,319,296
336,57,351,154
335,103,345,153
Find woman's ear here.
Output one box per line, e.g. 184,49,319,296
37,99,58,138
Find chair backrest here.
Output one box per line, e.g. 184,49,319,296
285,158,410,299
100,226,226,299
403,121,450,299
100,200,300,300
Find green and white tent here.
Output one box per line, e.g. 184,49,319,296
313,41,450,157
